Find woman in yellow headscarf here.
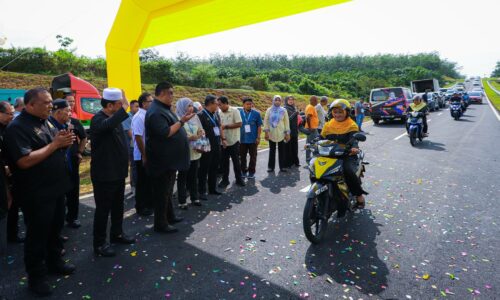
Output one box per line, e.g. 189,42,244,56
321,99,367,208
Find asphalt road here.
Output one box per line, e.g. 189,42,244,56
1,100,499,299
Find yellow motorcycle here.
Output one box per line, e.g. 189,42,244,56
303,133,367,244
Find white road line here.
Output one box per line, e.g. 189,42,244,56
394,133,407,141
300,185,311,193
438,112,443,116
484,82,500,122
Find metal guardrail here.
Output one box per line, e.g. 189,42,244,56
486,80,500,95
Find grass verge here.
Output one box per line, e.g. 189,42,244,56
482,79,500,111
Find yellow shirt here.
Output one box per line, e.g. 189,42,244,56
183,122,202,161
305,104,319,129
219,106,242,146
263,107,290,142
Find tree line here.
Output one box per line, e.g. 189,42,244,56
0,47,462,98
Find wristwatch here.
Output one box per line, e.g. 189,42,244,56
179,120,185,126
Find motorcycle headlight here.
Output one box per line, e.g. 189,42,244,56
318,145,331,156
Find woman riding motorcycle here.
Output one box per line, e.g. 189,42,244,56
406,95,429,137
320,99,367,208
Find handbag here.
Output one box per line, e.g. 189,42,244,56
191,135,211,153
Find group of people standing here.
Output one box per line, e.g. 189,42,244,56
0,80,369,297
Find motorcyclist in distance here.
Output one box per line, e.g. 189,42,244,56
406,95,429,137
449,92,465,112
320,99,367,208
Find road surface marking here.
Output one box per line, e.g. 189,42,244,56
394,133,407,140
438,112,443,116
483,83,500,121
300,184,311,192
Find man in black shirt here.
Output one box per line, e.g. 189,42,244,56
4,88,76,296
0,101,14,257
198,95,227,199
90,88,135,258
63,94,87,228
145,82,193,233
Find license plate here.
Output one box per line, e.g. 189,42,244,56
315,185,328,195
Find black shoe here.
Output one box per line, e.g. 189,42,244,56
199,193,208,200
48,260,76,275
294,163,301,167
94,244,116,257
7,235,25,243
110,234,136,244
192,200,202,206
218,180,230,188
209,190,222,196
169,216,184,223
136,208,154,216
60,235,69,243
178,204,188,210
154,225,178,234
279,169,288,173
28,277,52,296
66,220,81,229
235,180,246,187
267,169,274,172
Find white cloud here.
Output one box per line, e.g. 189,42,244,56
1,0,498,76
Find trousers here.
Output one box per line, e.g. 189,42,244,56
92,180,125,247
221,142,243,182
22,194,65,278
240,143,258,174
151,170,177,229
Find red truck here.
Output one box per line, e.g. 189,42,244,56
50,73,101,130
50,73,101,155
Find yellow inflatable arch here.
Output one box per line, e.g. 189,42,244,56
106,0,349,98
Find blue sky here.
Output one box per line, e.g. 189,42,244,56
1,0,499,76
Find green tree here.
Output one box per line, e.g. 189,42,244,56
492,61,500,77
191,64,217,88
56,35,75,51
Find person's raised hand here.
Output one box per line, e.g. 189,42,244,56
121,89,129,110
181,112,195,123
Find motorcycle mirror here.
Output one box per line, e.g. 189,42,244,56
353,133,366,142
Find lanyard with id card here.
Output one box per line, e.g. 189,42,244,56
204,109,220,136
243,111,253,134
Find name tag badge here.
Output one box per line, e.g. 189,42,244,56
213,127,221,136
244,124,251,133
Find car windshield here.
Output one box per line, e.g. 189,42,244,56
371,88,404,102
469,92,481,96
81,98,101,114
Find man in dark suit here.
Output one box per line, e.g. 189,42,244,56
90,88,135,258
145,82,193,233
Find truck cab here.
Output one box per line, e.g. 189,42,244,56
368,87,413,124
50,73,101,130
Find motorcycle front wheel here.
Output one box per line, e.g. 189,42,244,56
303,192,329,244
409,131,416,146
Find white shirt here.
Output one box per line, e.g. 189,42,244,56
131,108,146,161
316,104,326,129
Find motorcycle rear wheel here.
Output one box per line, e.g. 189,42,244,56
303,193,329,244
